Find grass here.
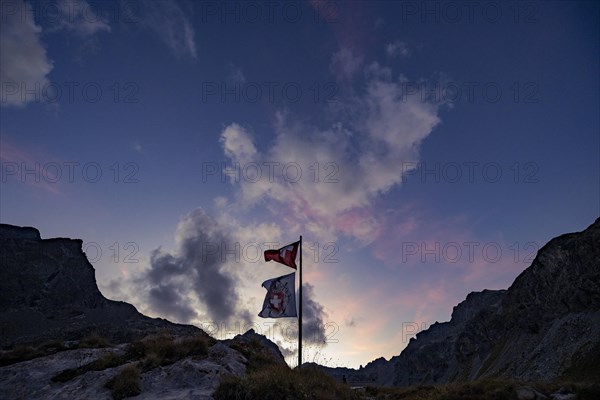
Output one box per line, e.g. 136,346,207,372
364,380,600,400
125,332,209,371
0,340,68,367
78,331,110,349
0,345,45,367
214,364,362,400
105,364,141,400
51,332,211,384
560,340,600,383
51,351,127,382
0,331,111,367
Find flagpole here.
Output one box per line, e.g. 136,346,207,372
298,235,303,369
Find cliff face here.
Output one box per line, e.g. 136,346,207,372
472,217,600,382
322,218,600,386
0,224,196,346
387,289,507,386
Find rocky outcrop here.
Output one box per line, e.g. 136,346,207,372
0,341,248,400
0,224,198,347
318,218,600,386
226,329,287,366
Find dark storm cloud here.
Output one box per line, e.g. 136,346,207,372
302,283,328,344
147,283,197,323
137,209,243,324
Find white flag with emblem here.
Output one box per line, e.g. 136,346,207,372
258,272,297,318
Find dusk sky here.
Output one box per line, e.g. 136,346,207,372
1,0,598,368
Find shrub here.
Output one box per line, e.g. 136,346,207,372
125,333,209,371
214,365,361,400
78,331,110,349
105,364,141,400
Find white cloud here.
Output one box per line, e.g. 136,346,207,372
55,0,110,36
139,0,197,59
220,123,258,165
219,58,445,244
386,40,410,58
330,47,363,82
0,0,53,107
227,63,246,84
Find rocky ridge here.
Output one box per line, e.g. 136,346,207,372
316,218,600,386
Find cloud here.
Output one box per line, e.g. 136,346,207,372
227,63,246,84
139,0,197,59
219,60,444,244
302,283,329,344
0,0,53,107
134,208,247,324
268,283,329,360
385,40,410,58
221,123,257,165
54,0,111,36
330,47,363,82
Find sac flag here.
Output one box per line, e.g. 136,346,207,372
258,272,297,318
264,240,300,269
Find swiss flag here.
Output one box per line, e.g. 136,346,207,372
264,241,299,269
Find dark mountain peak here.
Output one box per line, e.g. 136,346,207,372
0,224,41,240
0,224,198,347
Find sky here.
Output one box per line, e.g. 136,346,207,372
1,0,598,368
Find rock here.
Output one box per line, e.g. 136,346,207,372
0,341,248,400
0,347,119,399
0,224,200,347
226,329,286,366
136,342,247,399
550,387,577,400
551,394,577,400
515,386,549,400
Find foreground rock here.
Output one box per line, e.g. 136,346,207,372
0,341,247,400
